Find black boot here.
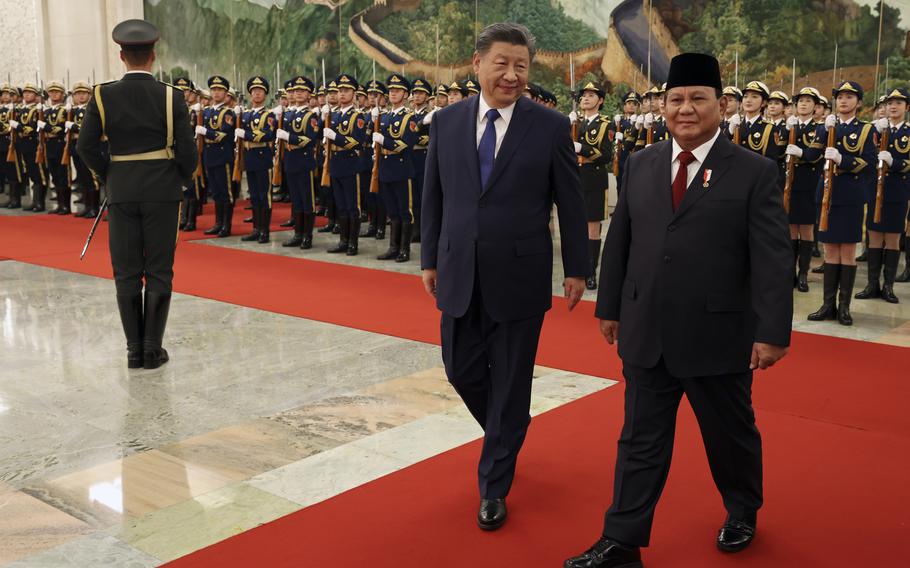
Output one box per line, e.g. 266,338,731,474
218,202,233,237
258,208,271,243
280,209,296,228
6,182,21,208
855,243,868,262
854,247,882,299
178,196,189,229
808,263,840,321
327,216,350,253
57,187,71,214
142,291,171,369
347,218,360,255
283,212,304,247
811,261,825,274
241,207,261,241
375,202,387,240
396,222,413,262
586,238,601,290
182,198,197,232
116,293,144,369
301,212,315,249
378,221,400,260
790,239,800,288
881,249,900,303
204,202,224,235
32,184,46,212
837,264,856,326
317,218,335,233
897,247,910,283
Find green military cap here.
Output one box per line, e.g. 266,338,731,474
0,83,12,94
208,75,230,90
768,90,790,104
111,19,159,51
22,82,40,95
46,81,65,93
246,75,270,95
411,77,431,94
743,80,770,99
833,80,863,101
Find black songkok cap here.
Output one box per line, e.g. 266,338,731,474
665,53,722,91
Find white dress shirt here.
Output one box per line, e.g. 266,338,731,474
476,93,516,158
123,70,154,77
670,128,722,187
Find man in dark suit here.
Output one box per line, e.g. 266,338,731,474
565,53,793,568
77,19,196,370
420,23,588,531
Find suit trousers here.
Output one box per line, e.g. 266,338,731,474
108,201,181,296
441,271,544,499
602,357,763,547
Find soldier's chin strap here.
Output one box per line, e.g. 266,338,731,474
108,85,175,162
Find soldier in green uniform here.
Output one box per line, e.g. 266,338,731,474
76,19,197,369
1,83,24,209
10,82,48,212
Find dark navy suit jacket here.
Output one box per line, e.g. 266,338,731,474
420,94,588,322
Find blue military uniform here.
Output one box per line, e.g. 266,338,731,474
720,86,743,140
197,75,235,237
375,73,418,263
409,77,432,244
360,80,388,240
239,75,276,244
735,82,786,176
613,91,640,195
68,81,102,218
174,77,205,224
279,75,321,249
326,74,368,255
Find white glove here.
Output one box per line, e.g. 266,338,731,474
634,114,644,128
824,147,842,164
37,120,46,130
190,103,202,113
323,127,336,141
614,114,622,127
785,144,803,157
372,132,385,145
615,132,624,142
234,128,245,140
875,117,890,133
370,106,380,120
573,141,582,153
65,100,72,112
9,119,19,129
727,114,741,136
271,105,283,117
568,111,578,123
824,114,837,129
786,115,799,128
233,105,243,115
422,109,435,125
643,112,654,129
64,121,75,131
194,125,208,136
276,128,290,142
321,104,331,117
879,150,894,167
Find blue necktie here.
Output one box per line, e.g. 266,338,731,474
478,108,500,188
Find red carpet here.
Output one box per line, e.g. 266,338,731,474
1,213,908,566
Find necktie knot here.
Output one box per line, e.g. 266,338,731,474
485,108,501,123
677,150,696,168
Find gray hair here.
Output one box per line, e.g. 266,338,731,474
475,22,536,62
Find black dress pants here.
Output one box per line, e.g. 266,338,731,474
107,201,180,296
602,358,763,547
441,273,545,499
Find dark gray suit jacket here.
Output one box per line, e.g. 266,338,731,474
595,132,793,378
420,95,588,322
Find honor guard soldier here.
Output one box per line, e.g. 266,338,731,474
76,19,197,369
40,81,71,214
372,73,418,262
236,75,277,243
874,95,888,121
1,84,24,209
362,79,388,239
69,81,102,218
322,74,367,254
11,82,48,211
767,91,789,126
462,79,480,98
806,80,877,326
720,86,743,138
317,79,340,235
855,88,910,303
195,75,235,237
355,81,374,229
728,81,785,175
409,76,432,242
569,81,613,290
275,75,321,249
435,83,449,109
782,87,825,292
612,91,640,192
175,77,205,224
447,80,465,104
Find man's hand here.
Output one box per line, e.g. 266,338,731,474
599,319,619,345
750,342,788,370
564,277,585,311
422,269,437,298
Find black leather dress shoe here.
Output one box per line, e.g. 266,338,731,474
564,538,642,568
477,498,507,531
716,517,756,553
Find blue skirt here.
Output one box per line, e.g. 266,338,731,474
787,190,816,225
867,200,909,233
818,204,864,244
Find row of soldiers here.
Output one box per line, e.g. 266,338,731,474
567,78,910,325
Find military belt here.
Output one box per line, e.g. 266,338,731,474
243,141,269,149
110,148,175,162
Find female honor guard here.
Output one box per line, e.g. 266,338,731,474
276,75,321,249
322,74,367,255
196,75,235,236
612,91,640,193
372,73,418,262
236,76,276,244
720,86,743,139
728,81,785,166
807,81,877,326
569,81,612,290
855,88,910,303
783,87,824,292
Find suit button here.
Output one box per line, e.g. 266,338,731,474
664,256,671,263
